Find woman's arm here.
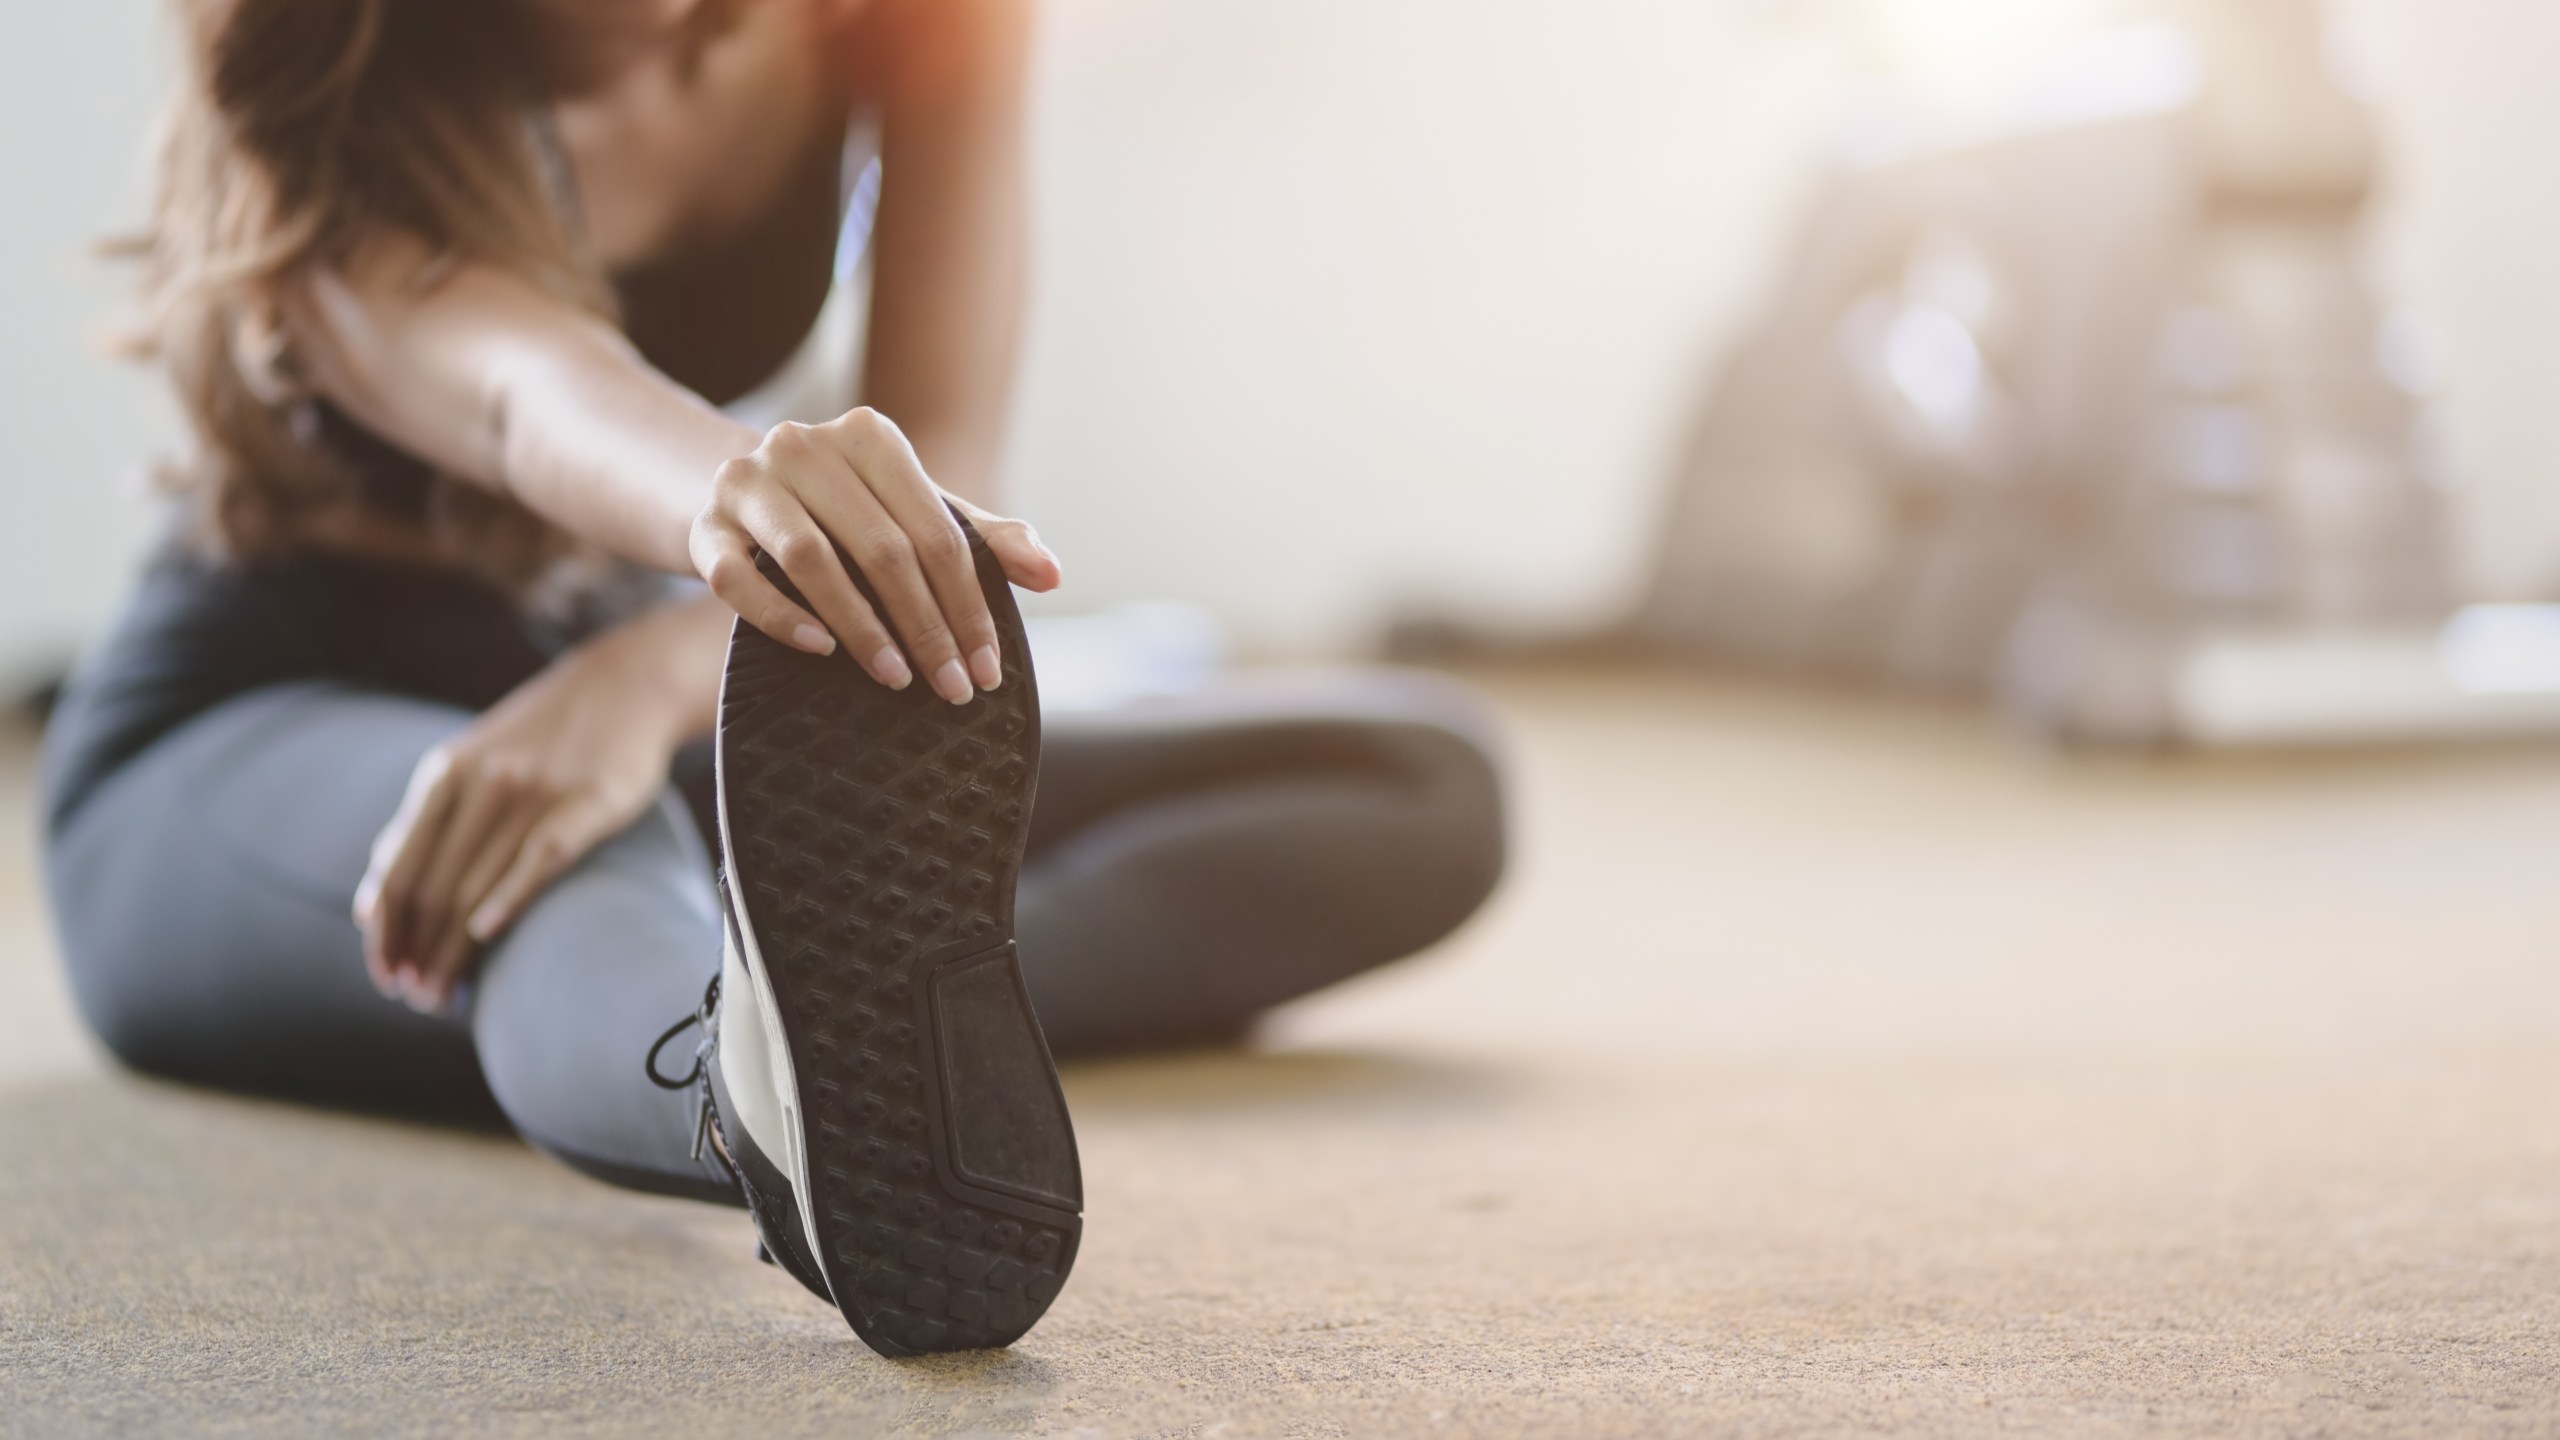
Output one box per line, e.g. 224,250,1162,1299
355,592,733,1010
297,243,741,577
292,237,1058,703
849,0,1033,505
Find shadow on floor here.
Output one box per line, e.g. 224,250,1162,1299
1061,1043,1520,1120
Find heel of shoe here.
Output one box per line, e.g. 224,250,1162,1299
925,941,1082,1214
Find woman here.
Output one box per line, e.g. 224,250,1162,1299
40,0,1504,1356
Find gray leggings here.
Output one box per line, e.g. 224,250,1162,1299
43,672,1503,1203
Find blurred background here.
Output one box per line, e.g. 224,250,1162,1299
9,8,2560,1429
5,0,2560,739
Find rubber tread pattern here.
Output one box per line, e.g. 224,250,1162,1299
717,522,1081,1356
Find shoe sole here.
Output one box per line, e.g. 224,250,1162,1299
714,521,1083,1356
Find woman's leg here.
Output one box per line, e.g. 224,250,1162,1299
1015,668,1506,1055
467,786,733,1203
49,685,494,1116
46,683,738,1203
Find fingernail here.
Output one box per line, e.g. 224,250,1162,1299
934,659,973,705
791,623,836,655
872,646,913,689
467,908,498,944
969,645,1002,690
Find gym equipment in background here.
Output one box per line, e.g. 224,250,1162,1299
1637,0,2558,745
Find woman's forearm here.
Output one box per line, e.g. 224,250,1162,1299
482,308,763,574
564,588,736,746
291,235,1063,693
295,245,758,575
359,587,734,1000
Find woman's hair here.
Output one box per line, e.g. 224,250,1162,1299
126,0,614,576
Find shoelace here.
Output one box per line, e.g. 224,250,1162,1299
646,972,723,1164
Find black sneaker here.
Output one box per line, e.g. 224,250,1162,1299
644,973,833,1303
707,517,1083,1356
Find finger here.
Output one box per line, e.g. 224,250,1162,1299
804,471,977,705
359,750,461,991
949,498,1064,593
464,801,616,953
831,412,1006,694
748,427,913,678
401,759,530,1004
356,855,396,997
693,514,837,660
413,792,545,1010
412,898,477,1014
727,437,918,690
740,511,916,694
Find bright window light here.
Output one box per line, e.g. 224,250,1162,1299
2439,604,2560,695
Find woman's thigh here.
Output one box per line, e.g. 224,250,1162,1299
466,779,731,1200
1016,668,1507,1053
1030,667,1506,851
45,683,492,1116
47,680,733,1198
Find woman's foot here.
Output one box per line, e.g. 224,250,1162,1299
704,518,1082,1357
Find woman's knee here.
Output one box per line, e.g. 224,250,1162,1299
1243,667,1511,940
45,796,207,1080
54,925,179,1080
1372,713,1509,937
468,794,718,1157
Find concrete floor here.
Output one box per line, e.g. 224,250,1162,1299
3,666,2557,1437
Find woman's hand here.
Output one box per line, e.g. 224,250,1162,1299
352,598,730,1013
688,407,1061,705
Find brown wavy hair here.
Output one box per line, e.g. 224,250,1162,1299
122,0,619,580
